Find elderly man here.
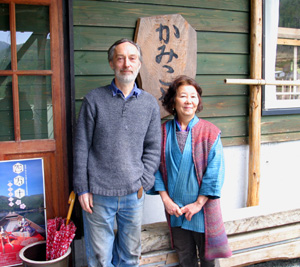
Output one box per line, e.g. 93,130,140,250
73,39,161,266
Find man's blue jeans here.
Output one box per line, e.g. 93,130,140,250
82,191,145,267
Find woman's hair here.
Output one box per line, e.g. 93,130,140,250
162,75,203,115
107,38,143,63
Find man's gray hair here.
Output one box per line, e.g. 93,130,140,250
107,38,143,63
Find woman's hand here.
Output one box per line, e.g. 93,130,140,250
180,195,208,221
159,191,183,217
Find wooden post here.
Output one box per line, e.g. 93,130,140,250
247,0,263,206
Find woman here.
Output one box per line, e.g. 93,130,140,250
154,75,231,267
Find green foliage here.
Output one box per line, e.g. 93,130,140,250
279,0,300,28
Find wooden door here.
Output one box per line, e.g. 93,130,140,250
0,0,69,219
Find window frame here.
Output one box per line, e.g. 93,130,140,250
262,0,300,115
0,1,63,141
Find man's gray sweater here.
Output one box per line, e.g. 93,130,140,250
73,85,161,196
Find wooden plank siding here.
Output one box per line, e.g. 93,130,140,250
72,0,300,146
73,2,249,32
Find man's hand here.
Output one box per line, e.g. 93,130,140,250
78,193,93,214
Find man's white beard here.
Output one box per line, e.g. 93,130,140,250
115,66,140,84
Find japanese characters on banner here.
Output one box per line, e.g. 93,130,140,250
135,14,197,118
0,158,46,267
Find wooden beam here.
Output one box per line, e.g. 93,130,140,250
223,207,300,235
278,27,300,39
218,239,300,267
140,250,178,266
228,223,300,251
247,0,262,207
278,38,300,46
225,78,300,86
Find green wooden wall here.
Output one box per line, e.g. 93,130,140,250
72,0,300,146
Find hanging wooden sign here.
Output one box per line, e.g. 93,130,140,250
135,14,197,118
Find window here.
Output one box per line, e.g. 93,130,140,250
263,0,300,115
0,4,53,141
